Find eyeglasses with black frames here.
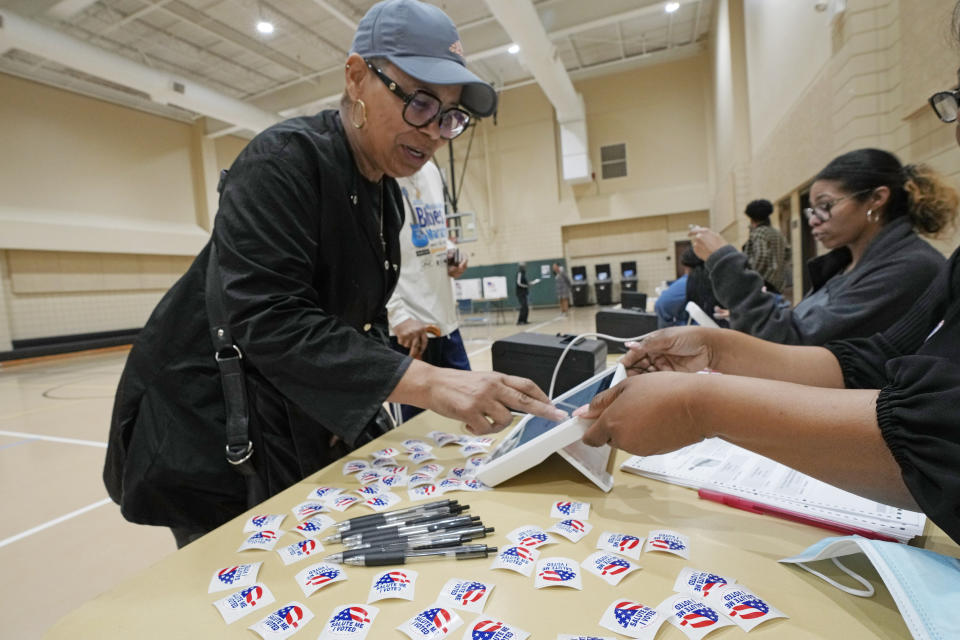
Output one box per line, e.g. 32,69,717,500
803,188,874,223
929,89,960,123
365,60,471,140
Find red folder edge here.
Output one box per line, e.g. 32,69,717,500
697,488,901,543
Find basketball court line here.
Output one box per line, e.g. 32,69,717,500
0,429,106,448
0,498,112,549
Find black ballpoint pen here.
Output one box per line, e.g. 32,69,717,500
341,514,480,547
331,544,498,567
332,499,456,534
343,524,494,552
327,526,496,563
322,504,468,543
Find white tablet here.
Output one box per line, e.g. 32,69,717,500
476,364,626,492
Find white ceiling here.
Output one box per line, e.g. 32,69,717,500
0,0,713,136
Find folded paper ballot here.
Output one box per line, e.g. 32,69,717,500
620,438,925,543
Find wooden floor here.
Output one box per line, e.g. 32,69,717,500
0,304,613,639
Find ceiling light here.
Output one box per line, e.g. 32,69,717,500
665,2,680,12
256,20,274,34
507,44,520,55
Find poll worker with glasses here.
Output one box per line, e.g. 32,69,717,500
577,1,960,547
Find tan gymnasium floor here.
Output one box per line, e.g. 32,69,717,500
0,304,621,640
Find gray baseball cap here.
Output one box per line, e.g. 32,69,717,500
351,0,498,118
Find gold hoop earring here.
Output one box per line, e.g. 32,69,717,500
351,99,367,129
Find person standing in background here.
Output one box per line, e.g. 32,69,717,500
741,199,789,294
552,262,572,314
516,262,530,325
388,161,470,422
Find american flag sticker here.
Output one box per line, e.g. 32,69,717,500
368,569,418,603
549,518,593,543
550,500,590,520
534,557,583,590
462,617,530,640
672,567,735,599
238,529,282,552
292,501,327,520
294,514,336,539
294,562,347,598
248,602,314,640
702,584,787,632
581,551,641,586
644,529,690,559
436,578,494,614
363,492,401,512
208,562,262,593
656,593,733,640
396,605,463,640
506,525,556,549
596,531,645,560
599,600,664,638
244,514,286,533
277,538,323,566
213,583,276,625
490,546,540,577
319,603,379,640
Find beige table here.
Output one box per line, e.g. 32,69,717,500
46,413,957,639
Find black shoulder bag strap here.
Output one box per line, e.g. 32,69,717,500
205,171,267,509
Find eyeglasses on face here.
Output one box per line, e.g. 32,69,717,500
929,89,960,123
803,188,874,223
365,60,471,140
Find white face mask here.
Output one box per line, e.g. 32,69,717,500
779,535,960,640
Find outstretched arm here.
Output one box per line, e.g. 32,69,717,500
621,326,845,388
575,371,916,509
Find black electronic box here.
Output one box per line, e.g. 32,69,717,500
491,332,608,396
595,308,659,353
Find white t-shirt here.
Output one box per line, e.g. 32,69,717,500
387,162,459,337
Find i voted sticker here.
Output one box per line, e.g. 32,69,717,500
363,492,401,511
549,518,592,543
673,568,735,599
490,545,540,576
428,431,460,446
213,583,276,624
534,557,583,590
378,474,408,490
461,478,491,492
437,477,462,494
418,463,445,478
342,459,369,475
409,450,437,464
295,562,347,597
370,456,397,469
397,605,463,640
292,502,327,520
209,562,262,593
409,484,441,501
308,486,344,502
459,618,529,640
295,514,335,538
596,531,644,560
356,484,385,498
244,514,286,533
403,438,432,452
407,472,435,488
656,594,733,640
550,500,590,520
238,529,282,552
367,569,418,603
277,538,324,566
327,495,362,512
373,447,401,459
557,635,619,640
506,525,556,549
318,604,378,640
599,600,664,639
248,602,313,640
644,530,690,559
581,551,641,586
702,584,787,632
460,443,488,457
436,578,494,614
464,456,488,471
357,470,382,485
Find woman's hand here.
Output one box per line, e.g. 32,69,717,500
392,361,568,435
393,318,429,359
619,326,718,375
575,372,705,455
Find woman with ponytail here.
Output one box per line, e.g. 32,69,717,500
691,148,957,345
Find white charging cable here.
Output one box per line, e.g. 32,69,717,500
547,331,654,400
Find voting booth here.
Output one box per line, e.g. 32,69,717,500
620,260,638,293
570,266,591,306
594,264,612,306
